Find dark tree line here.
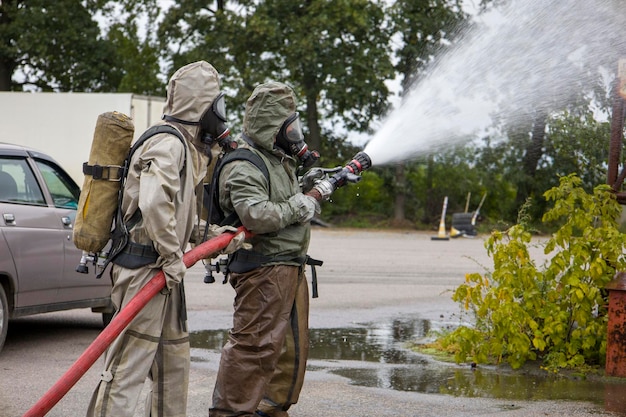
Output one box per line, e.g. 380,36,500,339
2,0,625,230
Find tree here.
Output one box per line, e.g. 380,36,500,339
0,0,162,93
105,21,163,95
100,0,164,95
158,0,394,156
0,0,113,91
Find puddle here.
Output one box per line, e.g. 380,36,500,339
190,317,626,410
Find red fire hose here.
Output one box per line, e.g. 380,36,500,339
22,227,249,417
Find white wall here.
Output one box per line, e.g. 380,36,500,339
130,94,166,138
0,92,165,184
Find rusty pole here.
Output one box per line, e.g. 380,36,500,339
609,60,626,202
606,59,626,378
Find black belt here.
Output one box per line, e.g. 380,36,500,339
228,249,305,273
112,241,159,269
227,249,323,298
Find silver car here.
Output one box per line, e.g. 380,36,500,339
0,142,113,353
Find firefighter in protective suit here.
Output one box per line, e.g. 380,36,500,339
209,81,320,417
87,61,232,417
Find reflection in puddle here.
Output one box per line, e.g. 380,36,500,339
190,317,626,410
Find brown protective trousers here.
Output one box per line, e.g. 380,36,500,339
86,266,190,417
210,264,309,417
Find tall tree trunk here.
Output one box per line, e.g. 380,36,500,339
302,71,321,152
0,60,13,91
515,109,548,208
393,162,406,225
422,155,436,225
304,92,321,153
0,0,17,91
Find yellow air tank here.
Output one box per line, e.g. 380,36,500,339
73,111,135,253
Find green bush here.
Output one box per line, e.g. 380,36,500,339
438,174,626,371
320,170,392,220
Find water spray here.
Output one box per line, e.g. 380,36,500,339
360,0,626,167
303,151,372,201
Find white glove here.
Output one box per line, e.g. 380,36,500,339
206,224,239,239
207,224,251,254
161,255,186,291
223,230,251,254
290,193,321,224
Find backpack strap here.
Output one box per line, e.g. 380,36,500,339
127,124,186,174
204,148,270,227
97,124,186,277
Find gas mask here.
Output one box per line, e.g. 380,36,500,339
199,92,231,147
276,113,320,169
162,92,234,154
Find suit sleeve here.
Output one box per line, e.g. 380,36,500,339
219,160,301,234
136,135,187,285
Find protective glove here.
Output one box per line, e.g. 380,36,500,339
207,224,251,254
311,178,335,201
161,254,186,291
290,193,321,224
299,167,327,193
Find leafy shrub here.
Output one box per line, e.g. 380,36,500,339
438,174,626,371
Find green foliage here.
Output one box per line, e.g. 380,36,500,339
0,0,161,92
439,174,626,371
389,0,467,91
509,109,612,226
0,0,115,91
321,170,392,225
0,0,621,232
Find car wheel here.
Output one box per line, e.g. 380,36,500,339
0,285,8,353
102,311,114,328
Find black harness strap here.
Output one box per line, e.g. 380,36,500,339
98,125,186,277
204,147,270,227
306,256,323,298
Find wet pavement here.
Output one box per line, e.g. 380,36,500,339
181,228,626,417
190,317,626,413
5,228,626,416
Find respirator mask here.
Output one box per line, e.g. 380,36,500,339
199,92,231,147
162,92,234,157
276,113,319,169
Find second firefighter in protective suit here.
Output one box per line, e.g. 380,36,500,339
209,81,320,417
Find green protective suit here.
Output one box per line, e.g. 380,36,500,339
210,82,316,417
87,61,218,417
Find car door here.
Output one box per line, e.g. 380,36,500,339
0,156,64,307
32,157,111,303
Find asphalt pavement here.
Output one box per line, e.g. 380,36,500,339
2,228,625,417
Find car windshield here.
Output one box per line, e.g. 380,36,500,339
35,159,80,209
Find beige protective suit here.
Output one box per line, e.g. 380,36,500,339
87,61,220,417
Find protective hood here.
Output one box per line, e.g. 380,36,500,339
162,61,222,150
243,81,296,152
